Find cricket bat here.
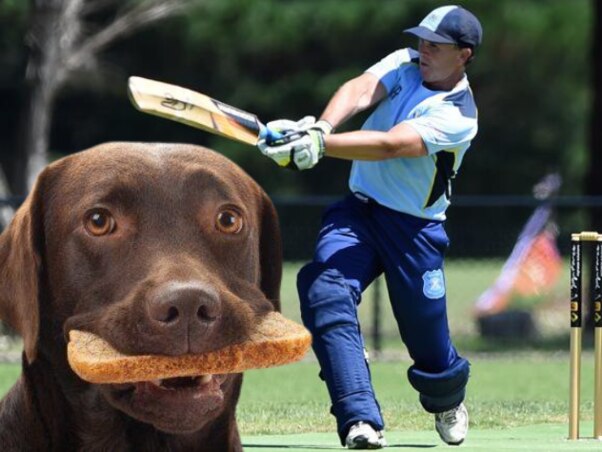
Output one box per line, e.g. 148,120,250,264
127,76,282,145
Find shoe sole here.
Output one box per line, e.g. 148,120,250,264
436,427,466,446
347,437,386,449
347,444,384,450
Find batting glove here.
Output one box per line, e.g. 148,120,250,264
259,128,326,170
265,116,316,137
263,117,333,143
309,119,334,135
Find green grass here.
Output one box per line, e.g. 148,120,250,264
238,354,600,450
0,363,19,396
236,353,595,435
0,353,594,438
0,258,582,450
0,353,594,451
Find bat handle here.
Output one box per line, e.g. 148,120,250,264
259,126,284,145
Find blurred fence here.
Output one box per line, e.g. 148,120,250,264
1,195,602,354
273,195,602,260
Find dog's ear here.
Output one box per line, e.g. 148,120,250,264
0,170,47,364
258,191,282,311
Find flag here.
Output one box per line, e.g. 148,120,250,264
474,226,562,317
474,202,562,318
512,229,562,297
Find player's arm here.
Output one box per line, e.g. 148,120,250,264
259,120,427,170
323,122,427,160
258,119,427,169
291,72,428,161
319,72,388,130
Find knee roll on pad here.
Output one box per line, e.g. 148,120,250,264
297,263,359,332
407,357,470,413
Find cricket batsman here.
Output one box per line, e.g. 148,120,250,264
258,5,483,449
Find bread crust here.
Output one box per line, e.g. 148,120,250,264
67,312,311,384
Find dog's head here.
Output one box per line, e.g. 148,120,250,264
0,142,282,434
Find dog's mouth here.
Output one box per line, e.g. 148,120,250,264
111,373,227,397
145,374,213,390
102,374,231,433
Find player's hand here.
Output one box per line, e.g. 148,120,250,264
265,116,316,137
258,129,326,170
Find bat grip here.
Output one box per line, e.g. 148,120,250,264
259,126,284,145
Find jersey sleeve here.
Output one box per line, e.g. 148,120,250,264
404,101,478,155
365,48,418,94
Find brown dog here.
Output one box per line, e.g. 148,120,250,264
0,142,282,451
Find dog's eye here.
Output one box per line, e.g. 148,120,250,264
216,209,243,234
84,210,116,236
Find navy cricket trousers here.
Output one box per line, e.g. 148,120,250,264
297,194,469,443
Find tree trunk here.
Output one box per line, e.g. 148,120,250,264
24,81,56,191
0,167,15,229
14,0,191,194
17,0,83,192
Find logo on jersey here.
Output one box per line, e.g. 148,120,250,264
422,269,445,299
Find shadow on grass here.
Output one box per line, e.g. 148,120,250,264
243,446,340,450
243,445,435,450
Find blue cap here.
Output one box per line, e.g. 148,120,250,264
404,5,482,48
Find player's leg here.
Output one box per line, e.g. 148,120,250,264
371,208,469,443
387,278,469,446
297,195,385,447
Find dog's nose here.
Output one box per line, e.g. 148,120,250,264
148,283,221,327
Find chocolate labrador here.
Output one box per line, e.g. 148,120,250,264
0,142,282,451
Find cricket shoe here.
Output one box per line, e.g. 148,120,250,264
345,421,387,449
435,403,468,445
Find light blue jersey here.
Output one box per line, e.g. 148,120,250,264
348,48,478,221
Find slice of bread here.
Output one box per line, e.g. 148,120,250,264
67,311,311,384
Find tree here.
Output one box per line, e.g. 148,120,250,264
14,0,192,194
0,0,593,200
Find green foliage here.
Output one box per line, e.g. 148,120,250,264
129,0,595,196
462,0,592,196
0,0,595,198
0,0,28,83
